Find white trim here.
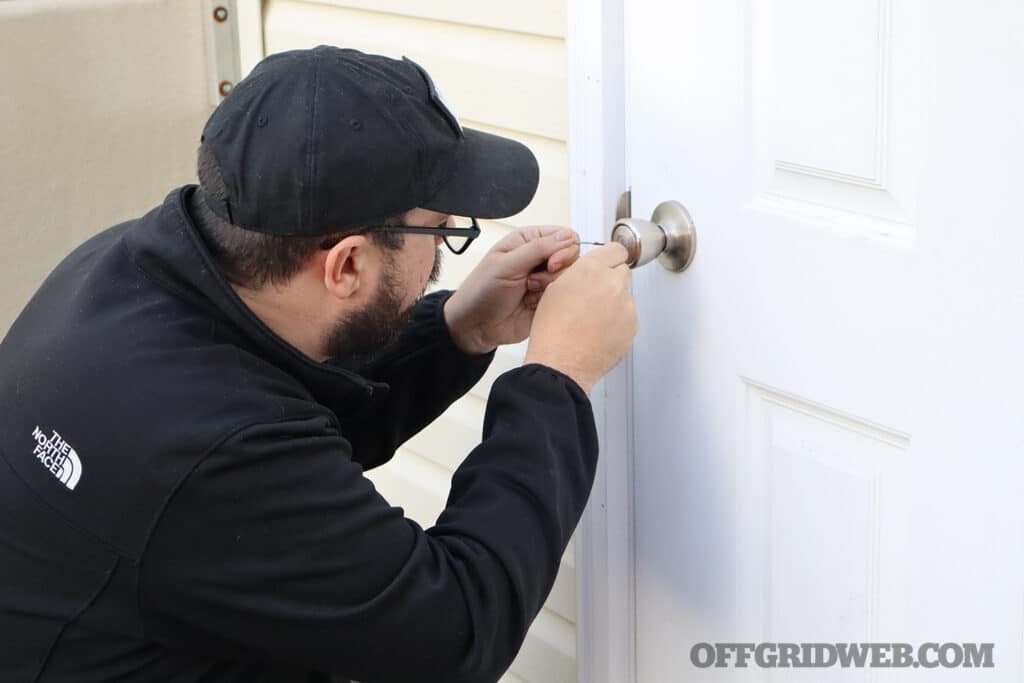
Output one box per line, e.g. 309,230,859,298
567,0,635,682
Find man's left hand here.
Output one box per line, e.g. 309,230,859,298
442,226,581,355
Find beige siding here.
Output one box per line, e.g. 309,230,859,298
263,2,574,681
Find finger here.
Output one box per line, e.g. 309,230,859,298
492,225,544,252
545,242,581,272
529,241,580,274
585,241,630,268
492,225,573,253
500,228,580,275
523,291,541,308
526,270,561,291
613,262,632,285
515,225,575,244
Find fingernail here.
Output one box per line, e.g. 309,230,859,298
556,230,572,241
526,278,541,291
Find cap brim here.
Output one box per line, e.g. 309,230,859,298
422,127,539,220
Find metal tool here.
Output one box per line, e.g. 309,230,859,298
531,241,606,273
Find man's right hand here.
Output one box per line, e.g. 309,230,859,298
523,241,639,394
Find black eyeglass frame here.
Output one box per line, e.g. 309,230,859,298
319,217,482,255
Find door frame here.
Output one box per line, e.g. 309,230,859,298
566,0,636,681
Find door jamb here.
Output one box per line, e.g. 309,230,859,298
567,0,636,681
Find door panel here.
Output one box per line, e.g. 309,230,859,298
625,0,1024,680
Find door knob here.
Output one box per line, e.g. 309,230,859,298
610,200,696,272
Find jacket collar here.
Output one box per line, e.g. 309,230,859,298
123,185,389,412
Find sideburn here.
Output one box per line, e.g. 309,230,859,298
323,259,414,368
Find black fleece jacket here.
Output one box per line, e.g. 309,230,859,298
0,185,598,682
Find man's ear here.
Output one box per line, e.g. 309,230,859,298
323,234,370,300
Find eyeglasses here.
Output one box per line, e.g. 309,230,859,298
319,216,481,255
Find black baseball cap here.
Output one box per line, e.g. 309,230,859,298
199,45,540,236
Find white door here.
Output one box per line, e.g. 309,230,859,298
620,0,1024,680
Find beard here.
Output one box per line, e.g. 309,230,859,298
324,246,443,367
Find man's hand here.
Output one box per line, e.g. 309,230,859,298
443,226,582,355
523,242,637,394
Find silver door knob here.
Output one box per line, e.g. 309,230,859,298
611,200,696,272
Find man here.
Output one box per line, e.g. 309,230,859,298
0,46,637,682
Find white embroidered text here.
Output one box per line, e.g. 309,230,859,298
32,426,82,490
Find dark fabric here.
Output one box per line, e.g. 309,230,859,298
0,185,599,682
202,46,538,234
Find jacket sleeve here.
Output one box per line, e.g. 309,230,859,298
138,364,597,683
335,288,496,470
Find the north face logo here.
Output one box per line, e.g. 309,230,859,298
32,426,82,490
